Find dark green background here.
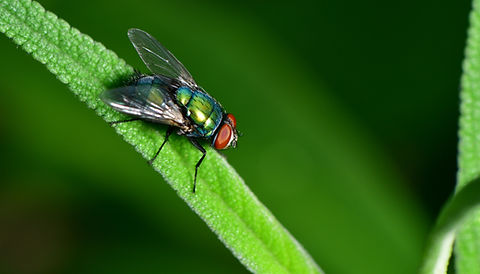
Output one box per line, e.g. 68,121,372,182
0,0,470,273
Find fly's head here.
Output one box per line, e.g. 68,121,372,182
213,113,238,150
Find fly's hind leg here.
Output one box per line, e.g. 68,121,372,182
188,138,207,193
148,126,174,165
109,118,141,126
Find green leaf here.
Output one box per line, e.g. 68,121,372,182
0,0,321,273
419,177,480,273
451,0,480,272
419,0,480,272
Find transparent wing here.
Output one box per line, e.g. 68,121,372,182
128,28,197,87
100,84,187,127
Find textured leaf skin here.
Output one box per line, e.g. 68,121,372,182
0,0,321,273
456,0,480,272
420,178,480,273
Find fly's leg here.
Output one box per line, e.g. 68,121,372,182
109,118,141,126
188,138,207,193
148,126,174,165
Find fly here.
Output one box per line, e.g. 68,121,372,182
100,28,238,193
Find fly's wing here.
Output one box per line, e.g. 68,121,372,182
128,28,197,87
100,84,187,127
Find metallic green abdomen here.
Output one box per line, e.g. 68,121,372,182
176,87,223,137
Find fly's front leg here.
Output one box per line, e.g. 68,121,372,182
188,138,206,193
148,126,174,165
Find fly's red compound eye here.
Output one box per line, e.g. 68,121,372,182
214,123,233,149
227,113,236,128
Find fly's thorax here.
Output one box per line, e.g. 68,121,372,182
176,87,223,137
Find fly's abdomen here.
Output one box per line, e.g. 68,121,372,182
135,76,166,100
176,87,223,137
102,75,188,129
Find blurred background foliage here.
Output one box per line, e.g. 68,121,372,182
0,0,471,273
